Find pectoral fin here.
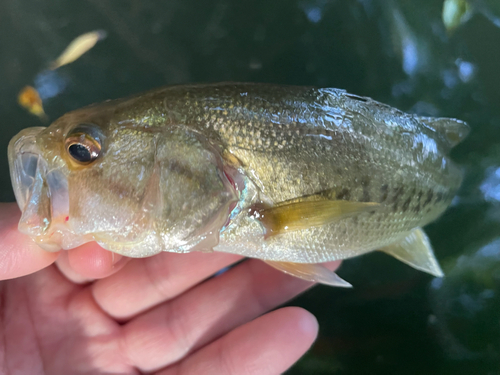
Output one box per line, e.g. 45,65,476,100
380,227,444,277
264,260,352,287
256,199,378,236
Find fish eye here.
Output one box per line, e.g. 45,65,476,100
64,123,104,165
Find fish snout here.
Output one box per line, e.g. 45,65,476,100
8,127,47,212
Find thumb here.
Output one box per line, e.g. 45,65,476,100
0,203,59,280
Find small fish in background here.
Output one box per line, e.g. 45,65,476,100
17,86,47,120
443,0,473,33
49,30,107,70
33,69,68,102
443,0,500,33
17,30,106,120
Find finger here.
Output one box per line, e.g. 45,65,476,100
55,251,96,284
0,203,59,280
55,243,130,283
66,242,130,279
120,258,341,372
92,251,242,319
157,307,319,375
11,266,139,375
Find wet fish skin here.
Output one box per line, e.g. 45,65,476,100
8,83,468,284
102,83,464,260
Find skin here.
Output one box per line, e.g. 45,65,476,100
1,201,339,374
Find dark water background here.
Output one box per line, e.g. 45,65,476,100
1,0,500,374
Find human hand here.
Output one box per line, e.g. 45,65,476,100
1,202,340,374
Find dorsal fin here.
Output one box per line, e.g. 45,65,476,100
419,117,469,148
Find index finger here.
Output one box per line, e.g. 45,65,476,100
0,203,59,280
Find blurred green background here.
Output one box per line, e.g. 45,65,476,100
1,0,500,374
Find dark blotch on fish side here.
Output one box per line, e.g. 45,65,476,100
391,186,405,201
436,192,444,202
417,191,423,203
361,177,371,202
380,184,389,202
391,186,405,212
390,186,405,206
402,197,412,212
336,188,351,200
423,189,434,207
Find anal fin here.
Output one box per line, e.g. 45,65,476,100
380,227,444,277
264,260,352,287
255,198,379,237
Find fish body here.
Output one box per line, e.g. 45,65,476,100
8,83,468,286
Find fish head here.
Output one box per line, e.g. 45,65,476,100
9,103,237,256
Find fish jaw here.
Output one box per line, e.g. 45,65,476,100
8,127,84,251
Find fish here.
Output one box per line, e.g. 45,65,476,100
17,86,47,120
49,30,107,70
442,0,472,33
8,83,469,286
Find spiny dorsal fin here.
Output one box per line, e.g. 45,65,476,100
264,260,352,287
255,198,379,237
419,117,469,148
379,227,444,277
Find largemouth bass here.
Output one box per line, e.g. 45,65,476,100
8,83,469,286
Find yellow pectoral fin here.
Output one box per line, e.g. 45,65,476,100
256,199,378,236
264,261,352,287
380,227,444,277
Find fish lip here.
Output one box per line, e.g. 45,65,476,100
8,127,47,211
8,127,71,249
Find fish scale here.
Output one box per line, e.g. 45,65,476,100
134,83,461,262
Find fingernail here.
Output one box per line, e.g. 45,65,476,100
299,312,319,335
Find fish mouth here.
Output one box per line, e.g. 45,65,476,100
8,127,70,251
